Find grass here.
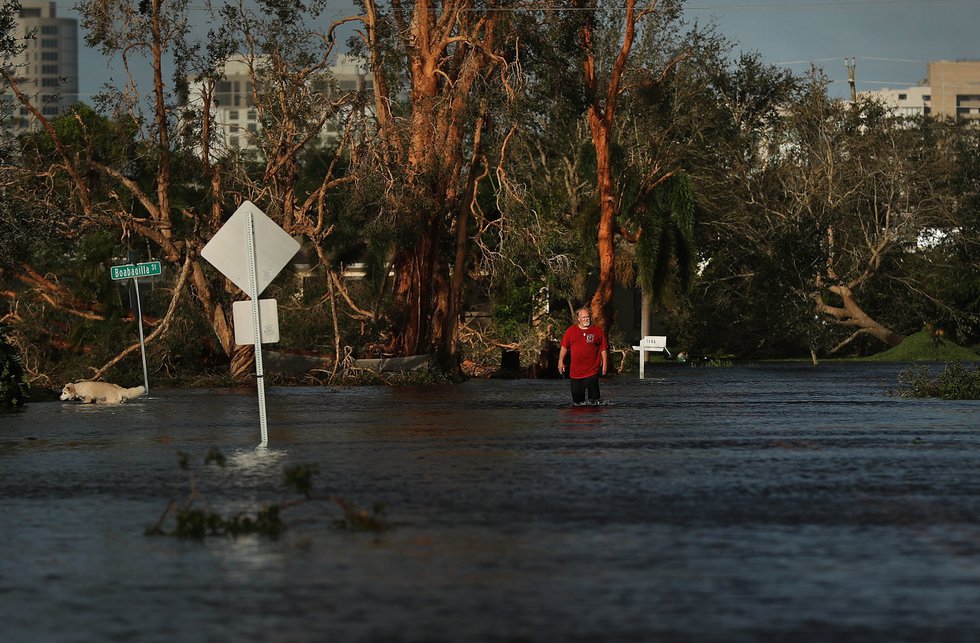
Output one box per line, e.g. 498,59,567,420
862,330,979,362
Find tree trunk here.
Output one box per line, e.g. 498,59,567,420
390,218,438,356
580,0,646,331
641,289,651,337
588,109,618,331
365,1,495,364
230,345,255,381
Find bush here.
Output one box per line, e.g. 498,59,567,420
0,324,30,409
897,362,980,399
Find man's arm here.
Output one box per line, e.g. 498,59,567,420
558,345,568,374
601,349,609,375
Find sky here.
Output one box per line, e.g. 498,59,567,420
64,0,980,102
684,0,980,97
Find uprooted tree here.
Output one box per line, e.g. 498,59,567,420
2,0,359,381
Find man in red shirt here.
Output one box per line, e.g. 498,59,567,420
557,307,610,405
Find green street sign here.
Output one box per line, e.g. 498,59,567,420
110,260,162,281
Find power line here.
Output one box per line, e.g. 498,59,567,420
688,0,969,9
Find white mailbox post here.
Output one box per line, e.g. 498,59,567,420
631,335,668,379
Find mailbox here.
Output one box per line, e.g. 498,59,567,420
632,336,669,379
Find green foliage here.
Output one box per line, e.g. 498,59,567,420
0,324,30,410
491,279,543,341
635,172,697,303
147,449,390,540
897,362,980,400
168,505,285,540
7,0,979,371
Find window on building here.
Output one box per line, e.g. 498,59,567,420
19,8,42,17
923,95,931,101
898,93,907,101
229,110,239,120
955,95,980,119
247,110,256,120
41,64,58,74
41,38,58,48
42,78,60,87
41,51,58,61
40,25,59,35
42,106,60,116
215,80,232,106
247,123,257,133
230,137,240,149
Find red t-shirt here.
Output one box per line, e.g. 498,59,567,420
560,324,609,379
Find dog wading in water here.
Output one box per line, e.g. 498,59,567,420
60,381,146,404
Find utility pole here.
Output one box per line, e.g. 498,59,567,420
845,57,857,104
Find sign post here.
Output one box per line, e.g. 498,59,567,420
201,201,299,447
109,260,161,394
243,206,269,445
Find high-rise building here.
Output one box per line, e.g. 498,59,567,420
927,60,980,122
184,54,372,156
5,1,78,128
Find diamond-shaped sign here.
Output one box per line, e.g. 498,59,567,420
201,201,300,297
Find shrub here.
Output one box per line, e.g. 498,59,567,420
0,324,30,410
897,362,980,399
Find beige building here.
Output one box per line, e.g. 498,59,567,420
927,60,980,121
4,1,78,128
862,85,931,117
186,54,372,156
862,60,980,122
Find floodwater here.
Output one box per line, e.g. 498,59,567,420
2,363,980,642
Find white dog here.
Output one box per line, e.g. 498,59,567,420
60,381,146,404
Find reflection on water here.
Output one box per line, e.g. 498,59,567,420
3,363,980,641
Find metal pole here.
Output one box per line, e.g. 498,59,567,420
133,277,150,394
244,208,269,447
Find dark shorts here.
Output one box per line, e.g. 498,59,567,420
569,374,601,404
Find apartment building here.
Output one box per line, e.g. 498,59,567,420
186,54,372,155
5,0,78,129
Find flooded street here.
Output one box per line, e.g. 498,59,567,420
2,363,980,642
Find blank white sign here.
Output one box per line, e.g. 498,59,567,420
233,299,280,345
